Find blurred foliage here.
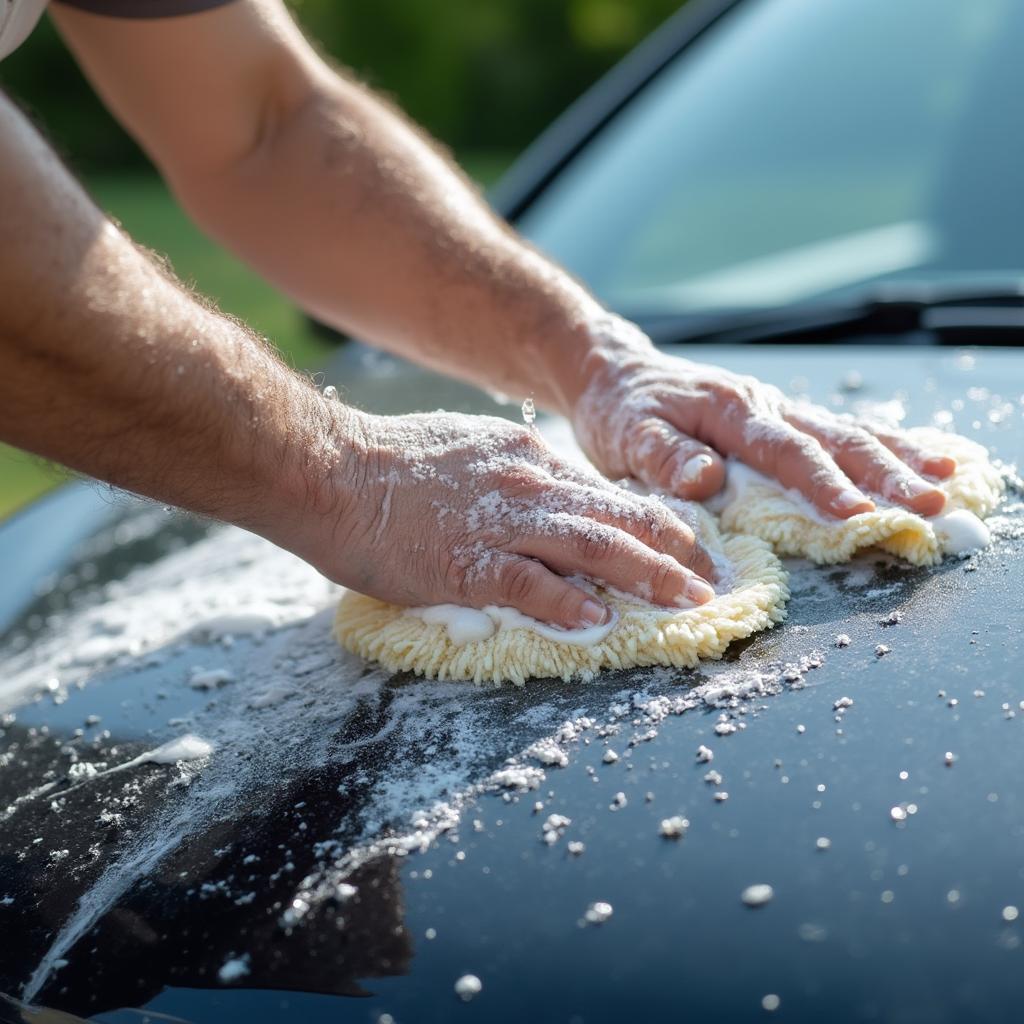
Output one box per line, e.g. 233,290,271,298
0,0,681,172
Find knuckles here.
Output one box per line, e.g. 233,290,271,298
625,500,667,541
497,557,541,606
500,422,546,455
646,555,681,601
839,427,887,463
803,463,848,508
576,528,617,565
648,445,683,489
780,429,829,464
494,462,550,496
630,499,694,554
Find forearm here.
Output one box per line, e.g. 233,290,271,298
172,71,614,416
0,95,345,550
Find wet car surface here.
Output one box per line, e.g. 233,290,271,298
1,345,1022,1023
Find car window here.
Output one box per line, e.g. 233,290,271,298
517,0,1024,315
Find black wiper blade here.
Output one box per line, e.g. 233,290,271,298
636,277,1024,346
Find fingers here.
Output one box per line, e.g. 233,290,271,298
552,483,717,582
621,417,726,500
785,411,947,516
481,554,614,630
514,518,715,610
871,430,958,480
735,416,875,518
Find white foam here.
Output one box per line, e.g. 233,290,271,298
5,735,216,819
410,605,497,645
931,509,990,556
247,684,295,709
14,560,827,1003
405,603,619,647
142,735,214,765
0,525,336,714
189,668,235,690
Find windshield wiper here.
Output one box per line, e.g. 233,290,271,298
636,278,1024,346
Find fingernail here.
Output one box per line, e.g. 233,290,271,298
923,457,957,480
883,476,943,505
684,577,716,604
579,599,609,627
911,487,946,514
678,453,715,485
833,488,873,513
909,479,945,499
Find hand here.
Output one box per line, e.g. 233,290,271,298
570,316,954,518
317,409,717,627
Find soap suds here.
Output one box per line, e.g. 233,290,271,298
3,734,214,814
142,735,214,765
741,883,774,907
406,603,619,647
931,509,990,556
4,392,1018,1000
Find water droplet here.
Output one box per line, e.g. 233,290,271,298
798,922,828,943
521,396,536,426
323,385,339,402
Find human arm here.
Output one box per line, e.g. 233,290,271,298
52,0,953,517
0,91,712,626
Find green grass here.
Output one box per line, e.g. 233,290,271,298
0,449,66,521
0,151,513,519
88,173,337,370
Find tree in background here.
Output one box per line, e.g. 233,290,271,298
0,0,681,173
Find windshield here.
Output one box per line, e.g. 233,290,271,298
517,0,1024,318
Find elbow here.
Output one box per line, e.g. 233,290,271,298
163,67,322,241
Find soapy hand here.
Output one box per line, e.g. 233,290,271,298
570,315,954,518
324,409,716,628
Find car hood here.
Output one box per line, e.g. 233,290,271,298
1,345,1023,1023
